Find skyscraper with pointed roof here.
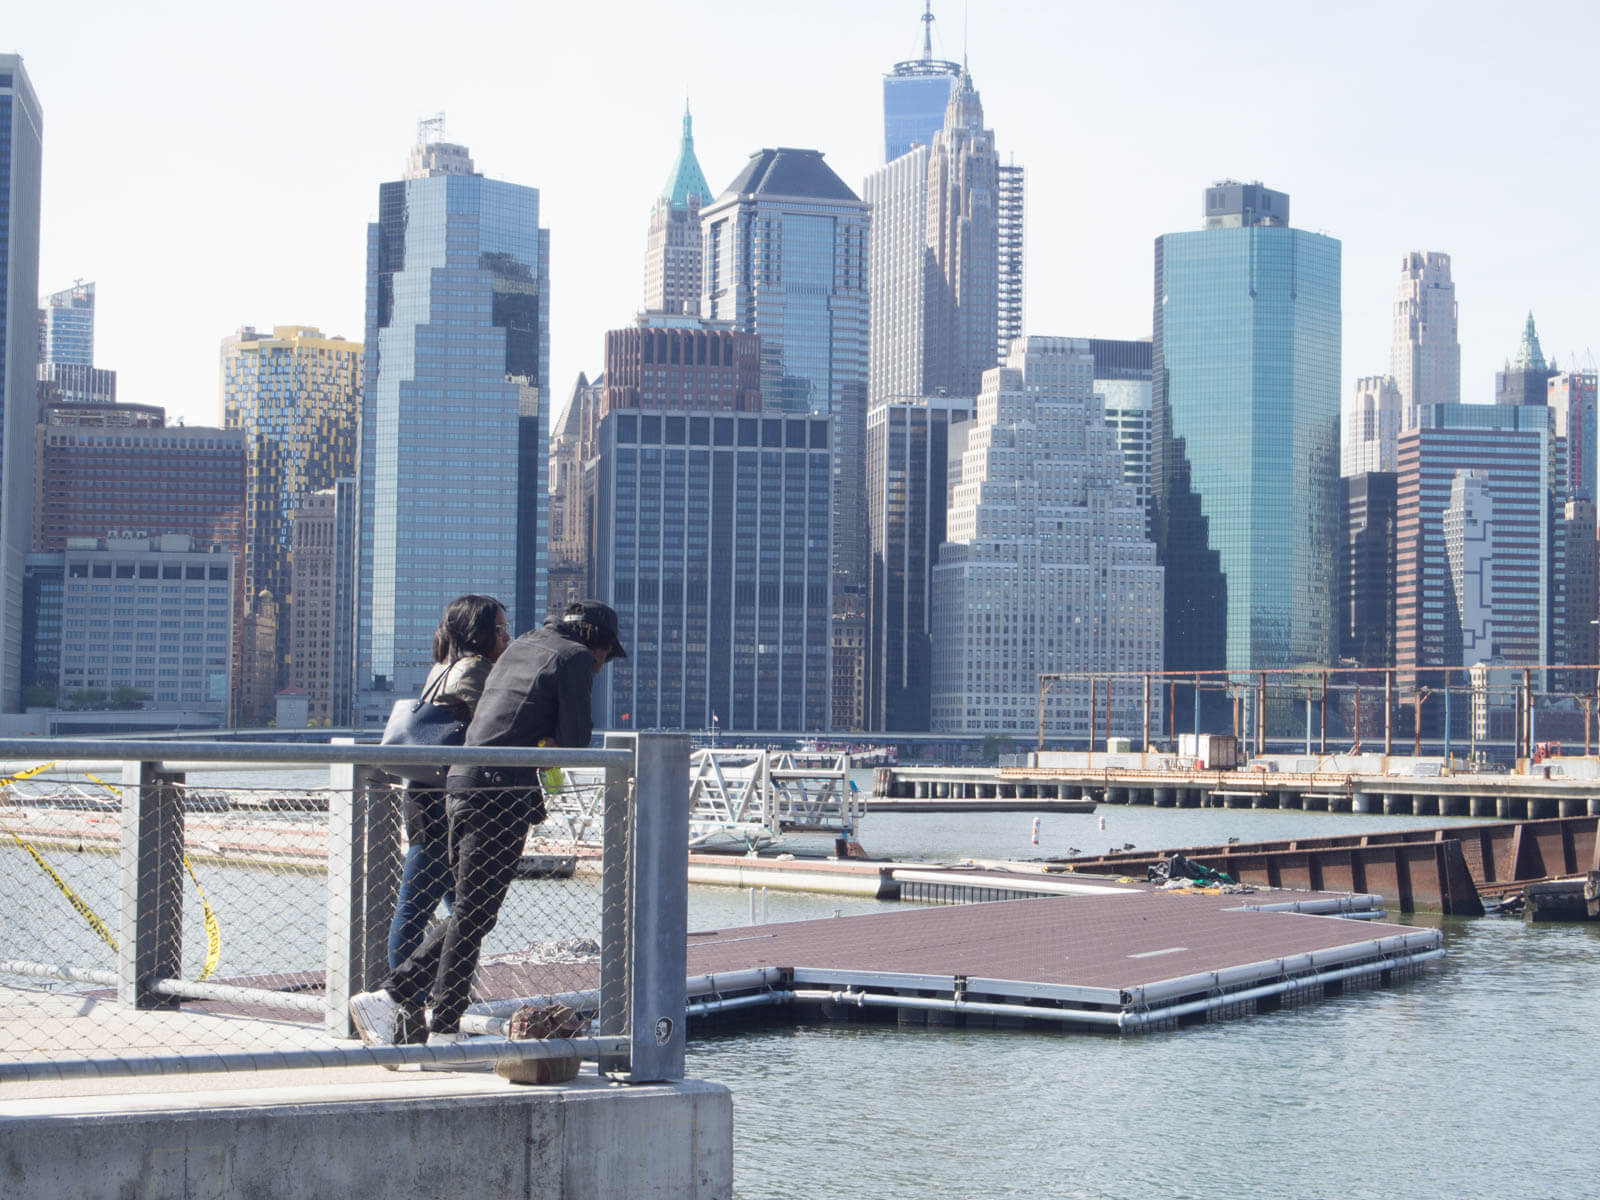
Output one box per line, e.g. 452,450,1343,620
642,105,713,316
1495,313,1555,408
1390,251,1459,430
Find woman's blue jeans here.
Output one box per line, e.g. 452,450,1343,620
387,787,453,971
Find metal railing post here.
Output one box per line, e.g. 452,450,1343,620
326,754,394,1037
599,731,635,1075
624,731,689,1082
118,760,184,1010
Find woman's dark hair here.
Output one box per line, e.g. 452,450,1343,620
432,594,505,662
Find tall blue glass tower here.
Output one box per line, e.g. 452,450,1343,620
1152,182,1341,696
355,124,549,712
882,3,960,162
0,57,43,712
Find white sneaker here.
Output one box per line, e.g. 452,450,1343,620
349,990,399,1047
426,1030,470,1046
422,1029,494,1072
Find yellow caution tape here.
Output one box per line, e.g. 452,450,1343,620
84,772,222,981
7,831,119,952
182,856,221,981
4,762,120,950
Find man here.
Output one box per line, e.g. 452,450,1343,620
352,600,626,1048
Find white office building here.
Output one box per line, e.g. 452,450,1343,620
930,338,1162,738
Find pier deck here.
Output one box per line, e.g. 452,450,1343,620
680,877,1440,1033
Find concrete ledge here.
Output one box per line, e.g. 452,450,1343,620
0,1070,732,1200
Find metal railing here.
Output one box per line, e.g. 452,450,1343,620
686,748,864,848
0,732,688,1084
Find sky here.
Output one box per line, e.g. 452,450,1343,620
12,0,1600,431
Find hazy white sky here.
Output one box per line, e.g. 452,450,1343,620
12,0,1600,430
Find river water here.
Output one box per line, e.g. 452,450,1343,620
8,767,1599,1197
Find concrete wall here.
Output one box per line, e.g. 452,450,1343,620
0,1075,732,1200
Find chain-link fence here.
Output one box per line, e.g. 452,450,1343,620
0,734,687,1084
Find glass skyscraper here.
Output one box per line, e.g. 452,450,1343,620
593,409,832,733
882,3,960,162
1,57,43,712
356,123,549,711
38,280,94,367
1152,181,1341,693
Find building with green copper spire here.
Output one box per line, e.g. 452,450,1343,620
643,103,713,315
1495,312,1555,407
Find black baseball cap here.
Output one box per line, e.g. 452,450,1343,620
561,600,628,660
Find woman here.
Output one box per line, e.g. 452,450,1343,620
386,595,510,997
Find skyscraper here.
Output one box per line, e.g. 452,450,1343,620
1390,252,1459,428
863,145,930,406
1547,369,1596,501
642,104,713,316
700,147,869,598
1152,181,1341,696
1395,404,1551,686
1089,339,1153,520
924,71,999,400
866,393,971,731
356,120,550,712
289,485,357,725
593,408,832,732
0,58,43,712
866,66,1020,407
220,325,360,669
1495,313,1554,408
38,280,94,366
931,338,1162,737
882,2,961,162
1342,375,1402,476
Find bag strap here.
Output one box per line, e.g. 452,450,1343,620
418,657,460,704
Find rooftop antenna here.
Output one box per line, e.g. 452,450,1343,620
963,0,969,70
921,0,934,60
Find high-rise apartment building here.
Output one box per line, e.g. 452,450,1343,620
356,121,550,713
1342,375,1402,476
882,3,961,162
38,280,93,367
701,147,869,599
1395,404,1551,686
866,393,971,731
642,105,713,316
1390,252,1459,429
931,338,1163,737
1,57,43,712
289,486,356,725
220,324,360,622
1547,370,1596,501
1495,314,1555,408
1152,181,1341,693
592,408,832,732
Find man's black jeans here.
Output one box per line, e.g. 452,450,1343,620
385,771,542,1034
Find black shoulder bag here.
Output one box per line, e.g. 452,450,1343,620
380,662,466,787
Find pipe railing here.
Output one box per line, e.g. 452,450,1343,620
0,733,689,1085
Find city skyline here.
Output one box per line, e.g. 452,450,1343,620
11,0,1600,439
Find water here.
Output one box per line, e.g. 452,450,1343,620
701,802,1600,1200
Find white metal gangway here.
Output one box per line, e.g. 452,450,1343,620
684,748,865,850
